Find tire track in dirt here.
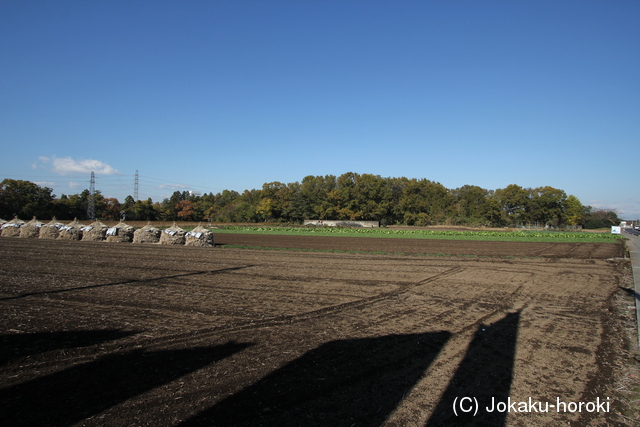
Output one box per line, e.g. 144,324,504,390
8,255,532,351
10,265,467,360
451,288,527,334
529,243,556,256
397,282,528,336
129,266,468,348
0,265,256,302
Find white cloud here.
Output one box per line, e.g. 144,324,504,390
38,156,120,175
34,181,55,187
69,181,80,189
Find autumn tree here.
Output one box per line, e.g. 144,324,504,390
176,200,195,221
102,198,122,220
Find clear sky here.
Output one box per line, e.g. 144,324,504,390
1,0,639,218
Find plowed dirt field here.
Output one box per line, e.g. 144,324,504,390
215,233,624,258
0,235,636,426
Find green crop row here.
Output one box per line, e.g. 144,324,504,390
212,226,625,243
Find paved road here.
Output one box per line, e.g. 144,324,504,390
624,230,640,347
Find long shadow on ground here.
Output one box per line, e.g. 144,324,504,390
620,286,640,301
426,312,520,427
0,339,252,426
0,329,139,365
181,331,451,427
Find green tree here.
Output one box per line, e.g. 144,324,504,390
260,181,288,221
122,195,136,219
300,175,336,219
190,199,210,222
207,190,240,222
238,189,261,222
91,190,106,220
564,195,585,226
493,184,530,224
528,186,567,226
396,179,429,225
53,193,85,220
333,172,360,220
0,179,54,219
450,185,489,224
283,181,305,222
394,178,451,225
353,174,391,221
582,208,620,229
132,198,157,221
482,194,506,226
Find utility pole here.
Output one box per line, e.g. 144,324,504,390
88,171,96,220
134,170,139,201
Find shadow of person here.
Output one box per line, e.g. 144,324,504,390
426,312,520,427
181,331,451,426
619,286,640,301
0,341,252,426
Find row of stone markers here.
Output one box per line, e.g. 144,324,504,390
0,217,214,246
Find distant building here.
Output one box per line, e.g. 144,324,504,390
304,220,379,228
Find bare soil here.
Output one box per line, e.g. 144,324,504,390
0,235,637,426
215,233,625,259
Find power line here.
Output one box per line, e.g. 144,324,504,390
134,170,139,201
137,174,219,189
88,172,95,220
4,171,227,203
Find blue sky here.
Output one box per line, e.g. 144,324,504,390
1,0,639,218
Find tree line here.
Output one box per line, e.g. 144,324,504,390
0,174,622,229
